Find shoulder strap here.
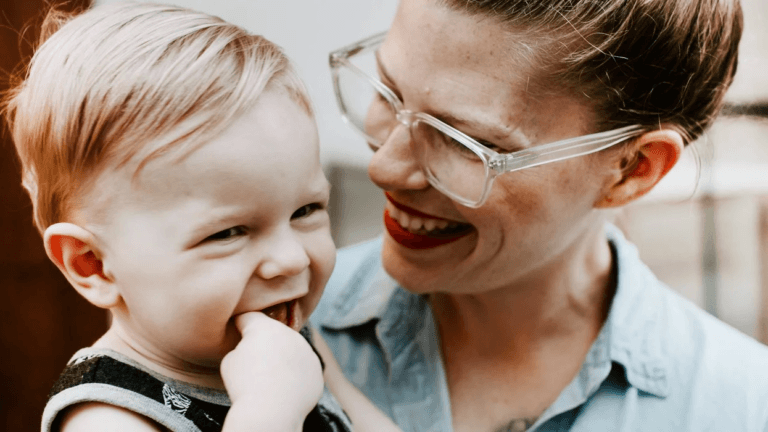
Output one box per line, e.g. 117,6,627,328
47,355,228,432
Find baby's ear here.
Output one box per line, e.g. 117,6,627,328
44,223,120,309
595,128,684,208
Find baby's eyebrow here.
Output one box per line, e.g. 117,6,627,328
302,176,332,202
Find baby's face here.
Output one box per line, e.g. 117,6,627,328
92,90,335,370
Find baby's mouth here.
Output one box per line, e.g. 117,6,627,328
261,299,300,331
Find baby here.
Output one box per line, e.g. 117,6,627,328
4,3,350,431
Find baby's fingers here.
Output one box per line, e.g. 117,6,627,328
233,311,272,335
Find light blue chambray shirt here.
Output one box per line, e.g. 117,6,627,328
311,225,768,432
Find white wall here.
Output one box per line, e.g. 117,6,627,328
96,0,399,169
726,0,768,103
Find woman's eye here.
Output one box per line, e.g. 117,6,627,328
448,136,475,154
438,134,477,158
205,226,247,242
477,139,506,152
292,203,324,220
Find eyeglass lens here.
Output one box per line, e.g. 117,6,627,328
336,56,490,204
411,121,489,203
335,65,396,148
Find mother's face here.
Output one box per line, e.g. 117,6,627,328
371,0,618,294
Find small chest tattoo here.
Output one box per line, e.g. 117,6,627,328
494,417,537,432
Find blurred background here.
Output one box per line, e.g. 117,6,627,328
1,0,766,429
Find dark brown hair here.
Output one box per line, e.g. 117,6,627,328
441,0,743,143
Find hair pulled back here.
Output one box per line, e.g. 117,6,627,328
441,0,743,143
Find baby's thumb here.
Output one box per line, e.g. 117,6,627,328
233,311,269,335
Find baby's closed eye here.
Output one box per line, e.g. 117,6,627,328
291,203,326,220
205,226,248,242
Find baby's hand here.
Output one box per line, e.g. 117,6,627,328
220,312,323,431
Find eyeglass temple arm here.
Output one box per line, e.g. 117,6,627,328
491,126,645,173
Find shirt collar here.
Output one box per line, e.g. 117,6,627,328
602,224,670,397
319,245,399,329
320,224,670,397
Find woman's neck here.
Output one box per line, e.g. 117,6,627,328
429,221,616,364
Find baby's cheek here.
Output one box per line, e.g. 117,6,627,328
180,301,240,362
176,284,238,332
187,267,245,309
304,234,336,313
318,233,337,279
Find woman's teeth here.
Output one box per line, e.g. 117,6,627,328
386,202,459,234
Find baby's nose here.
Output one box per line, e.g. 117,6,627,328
255,232,310,280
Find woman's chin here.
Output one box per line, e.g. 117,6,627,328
380,236,473,295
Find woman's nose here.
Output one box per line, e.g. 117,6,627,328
255,231,310,280
367,123,430,191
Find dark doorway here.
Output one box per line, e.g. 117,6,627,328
0,1,108,431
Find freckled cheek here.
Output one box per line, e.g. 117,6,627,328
470,171,585,259
485,174,553,226
503,163,592,216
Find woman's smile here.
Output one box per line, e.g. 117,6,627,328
383,192,475,249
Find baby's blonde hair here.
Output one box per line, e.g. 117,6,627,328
4,2,312,234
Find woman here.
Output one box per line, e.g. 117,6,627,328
312,0,768,431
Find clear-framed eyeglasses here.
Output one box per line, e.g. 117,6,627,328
329,32,646,208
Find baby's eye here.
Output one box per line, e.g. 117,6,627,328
292,203,324,220
205,226,247,242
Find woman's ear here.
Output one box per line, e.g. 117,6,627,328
595,128,684,208
44,223,120,309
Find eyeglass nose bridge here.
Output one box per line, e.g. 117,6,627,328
395,109,417,127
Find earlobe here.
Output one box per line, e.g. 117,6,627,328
44,223,120,309
595,128,684,208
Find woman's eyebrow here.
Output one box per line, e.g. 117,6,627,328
432,110,529,151
375,50,528,150
374,51,398,88
376,53,490,132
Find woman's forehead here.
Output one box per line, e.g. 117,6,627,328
384,0,553,99
388,0,541,70
381,0,590,146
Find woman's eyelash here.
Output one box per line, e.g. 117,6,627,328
478,140,508,152
292,203,324,220
205,226,247,242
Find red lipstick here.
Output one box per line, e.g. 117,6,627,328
383,193,473,249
